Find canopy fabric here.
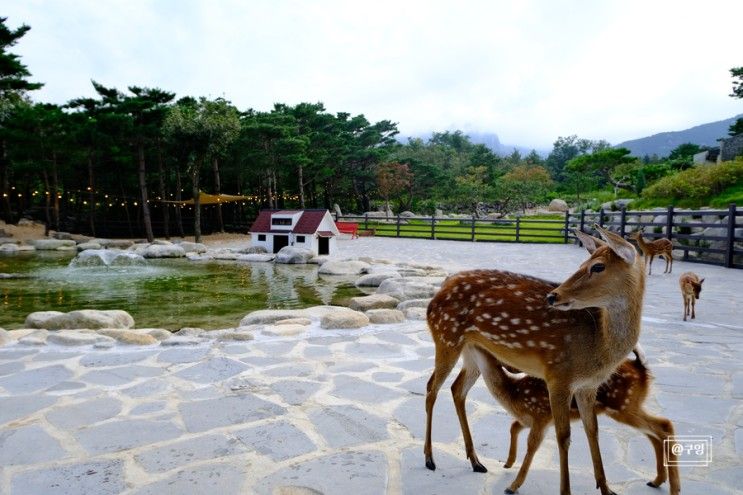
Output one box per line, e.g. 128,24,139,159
162,191,251,205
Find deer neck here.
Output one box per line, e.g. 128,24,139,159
598,263,645,362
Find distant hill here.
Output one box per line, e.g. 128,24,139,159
617,114,742,158
397,131,547,157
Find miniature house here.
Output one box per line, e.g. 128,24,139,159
248,209,340,255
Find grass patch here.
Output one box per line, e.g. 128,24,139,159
362,215,567,243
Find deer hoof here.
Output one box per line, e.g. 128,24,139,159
503,462,513,469
504,488,517,494
425,457,436,471
472,461,488,473
647,481,660,488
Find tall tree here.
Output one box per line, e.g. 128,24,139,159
729,67,743,136
0,17,43,223
163,97,239,242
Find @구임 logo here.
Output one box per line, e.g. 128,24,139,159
664,435,712,466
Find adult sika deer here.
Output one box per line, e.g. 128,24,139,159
424,226,646,495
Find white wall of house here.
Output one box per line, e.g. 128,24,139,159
250,210,340,256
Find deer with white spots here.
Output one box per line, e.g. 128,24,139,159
460,346,679,494
629,228,673,275
424,226,646,495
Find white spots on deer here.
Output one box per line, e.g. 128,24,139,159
526,340,536,348
510,318,521,325
530,325,540,331
501,312,509,319
482,313,492,320
514,290,523,296
564,334,572,343
463,283,471,291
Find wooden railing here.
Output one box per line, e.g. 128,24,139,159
336,204,742,269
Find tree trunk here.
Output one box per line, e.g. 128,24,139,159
42,169,51,236
119,181,133,238
175,165,185,237
137,142,155,242
192,163,201,243
0,139,12,223
212,157,224,232
298,161,305,209
157,141,170,239
87,153,96,237
51,152,60,232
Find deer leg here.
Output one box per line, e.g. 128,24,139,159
645,433,666,488
506,422,547,494
682,296,688,321
504,421,524,468
691,297,696,319
668,252,673,273
574,387,616,495
424,345,460,471
547,382,573,495
451,359,487,472
648,254,654,275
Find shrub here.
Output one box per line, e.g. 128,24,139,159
642,159,743,201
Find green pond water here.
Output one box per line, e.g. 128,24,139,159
0,252,364,330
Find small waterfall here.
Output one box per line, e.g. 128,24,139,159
69,249,147,268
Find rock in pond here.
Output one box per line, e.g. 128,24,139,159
320,310,369,329
274,246,313,264
349,294,399,311
25,309,135,330
365,309,405,324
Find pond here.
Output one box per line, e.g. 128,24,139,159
0,252,365,330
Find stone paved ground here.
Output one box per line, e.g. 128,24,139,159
1,237,741,494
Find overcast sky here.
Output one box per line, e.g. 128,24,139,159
4,0,743,149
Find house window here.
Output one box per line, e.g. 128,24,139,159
257,234,266,241
271,218,292,226
296,235,305,243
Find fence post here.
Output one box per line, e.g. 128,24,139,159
430,213,436,240
563,210,569,243
470,216,476,242
364,213,368,232
396,214,401,238
725,203,736,268
516,216,521,242
619,207,627,238
665,205,674,241
579,209,585,237
598,208,605,229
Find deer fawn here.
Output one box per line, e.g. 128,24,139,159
679,272,704,321
425,225,645,495
629,228,673,275
456,346,679,494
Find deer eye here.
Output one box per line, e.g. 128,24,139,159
590,263,605,273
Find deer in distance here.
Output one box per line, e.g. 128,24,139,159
679,272,704,321
457,346,679,494
424,225,646,495
629,228,673,275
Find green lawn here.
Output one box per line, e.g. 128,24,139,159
356,215,568,243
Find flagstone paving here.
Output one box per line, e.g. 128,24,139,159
0,237,741,494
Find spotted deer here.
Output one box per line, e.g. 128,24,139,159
456,346,679,494
679,272,704,321
424,226,646,495
629,228,673,275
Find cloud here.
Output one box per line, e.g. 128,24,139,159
4,0,743,149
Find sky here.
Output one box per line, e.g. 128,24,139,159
4,0,743,150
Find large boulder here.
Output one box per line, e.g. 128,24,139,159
376,277,442,301
320,310,370,329
365,309,405,324
318,260,370,276
30,239,77,250
548,199,568,212
355,271,401,287
349,294,400,311
177,241,208,254
239,245,268,254
275,246,313,264
25,309,135,330
144,243,186,258
397,298,431,311
69,249,146,267
47,330,115,346
97,329,159,345
96,239,135,249
237,253,275,262
240,309,307,326
76,241,102,251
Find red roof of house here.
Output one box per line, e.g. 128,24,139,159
249,209,333,235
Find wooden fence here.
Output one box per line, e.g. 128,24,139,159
337,203,742,269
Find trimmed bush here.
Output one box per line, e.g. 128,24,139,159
642,159,743,202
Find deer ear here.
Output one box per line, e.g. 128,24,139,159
574,229,605,254
699,278,705,284
594,225,636,264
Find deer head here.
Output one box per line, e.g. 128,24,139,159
547,226,640,311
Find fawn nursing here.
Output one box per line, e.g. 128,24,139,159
679,272,704,321
465,347,680,494
425,226,645,495
630,228,673,275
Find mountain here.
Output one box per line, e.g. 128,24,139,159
397,131,547,157
617,114,742,158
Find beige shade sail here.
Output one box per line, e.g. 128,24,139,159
162,191,251,205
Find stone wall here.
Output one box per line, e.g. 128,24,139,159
718,133,743,162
